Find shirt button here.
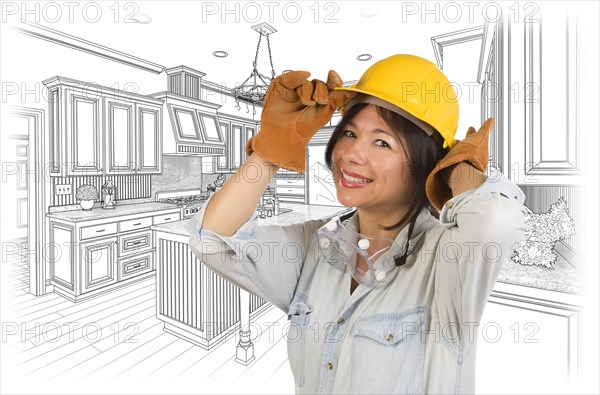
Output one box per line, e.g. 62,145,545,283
326,362,334,370
337,317,345,325
384,333,394,342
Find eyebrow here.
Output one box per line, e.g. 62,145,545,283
347,120,401,143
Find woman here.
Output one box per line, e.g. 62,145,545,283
187,54,528,394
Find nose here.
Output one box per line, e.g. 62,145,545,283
339,137,367,165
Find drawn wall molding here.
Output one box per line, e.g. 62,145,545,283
12,21,166,74
7,106,49,296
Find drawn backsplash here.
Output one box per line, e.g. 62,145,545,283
51,174,151,206
151,155,205,196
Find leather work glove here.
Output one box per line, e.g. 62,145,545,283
246,70,356,173
425,118,494,211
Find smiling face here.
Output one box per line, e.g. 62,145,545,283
331,104,416,214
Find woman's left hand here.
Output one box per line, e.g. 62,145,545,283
425,118,494,211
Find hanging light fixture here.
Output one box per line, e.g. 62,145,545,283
232,23,277,109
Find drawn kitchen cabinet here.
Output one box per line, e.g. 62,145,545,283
105,100,162,175
47,206,180,302
215,121,230,172
105,97,136,174
136,103,162,174
80,236,118,294
49,221,75,291
231,123,244,170
154,229,270,350
213,116,259,172
242,125,255,163
476,282,584,394
50,86,103,176
43,76,164,176
274,177,305,204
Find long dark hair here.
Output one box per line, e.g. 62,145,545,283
325,103,448,232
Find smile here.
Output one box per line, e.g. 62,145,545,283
340,170,373,187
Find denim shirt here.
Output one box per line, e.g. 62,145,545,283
187,168,528,394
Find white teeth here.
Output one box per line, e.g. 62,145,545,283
343,173,372,183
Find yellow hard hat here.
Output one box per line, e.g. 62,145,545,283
336,54,459,149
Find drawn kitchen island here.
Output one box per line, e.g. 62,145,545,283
151,201,351,362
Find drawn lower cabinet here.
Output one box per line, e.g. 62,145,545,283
47,207,180,302
475,282,584,394
154,230,270,349
80,236,118,293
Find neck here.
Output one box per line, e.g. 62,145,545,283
356,206,412,240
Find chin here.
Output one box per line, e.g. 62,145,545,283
336,190,363,208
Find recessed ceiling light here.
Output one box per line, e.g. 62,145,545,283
129,13,152,24
360,7,380,17
357,54,372,61
212,51,228,58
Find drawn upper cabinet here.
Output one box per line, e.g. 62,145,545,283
43,76,164,176
213,113,258,172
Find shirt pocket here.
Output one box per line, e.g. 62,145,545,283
286,291,314,388
350,306,425,394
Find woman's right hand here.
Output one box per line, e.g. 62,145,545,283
246,70,356,173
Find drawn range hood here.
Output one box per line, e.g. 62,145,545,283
151,66,226,156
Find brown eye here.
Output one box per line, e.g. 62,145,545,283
375,139,391,148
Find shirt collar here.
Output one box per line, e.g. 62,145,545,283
342,207,439,276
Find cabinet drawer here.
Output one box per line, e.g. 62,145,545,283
154,212,180,225
278,195,305,203
80,222,118,240
119,216,152,232
275,178,305,187
119,251,153,280
275,186,305,196
119,229,152,256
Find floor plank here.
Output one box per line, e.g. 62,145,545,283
2,275,295,395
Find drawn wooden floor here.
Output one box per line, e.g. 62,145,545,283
2,274,295,395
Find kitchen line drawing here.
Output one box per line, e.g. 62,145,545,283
0,1,598,394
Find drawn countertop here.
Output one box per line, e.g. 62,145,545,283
151,203,353,236
497,252,584,295
46,202,180,222
152,203,584,296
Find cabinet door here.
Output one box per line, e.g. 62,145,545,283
105,98,135,174
231,123,243,170
81,236,118,293
65,88,102,175
137,103,162,174
215,121,230,172
476,292,582,394
243,126,255,163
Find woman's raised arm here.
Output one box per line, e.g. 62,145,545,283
201,153,279,237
